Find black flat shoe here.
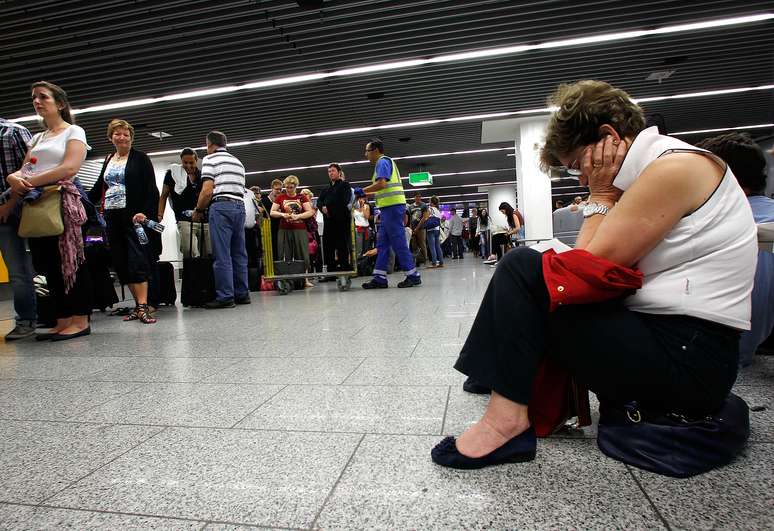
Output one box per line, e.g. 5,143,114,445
361,279,388,289
462,377,491,395
50,327,91,342
431,427,537,470
397,275,421,288
35,332,58,341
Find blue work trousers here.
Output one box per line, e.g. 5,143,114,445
374,204,418,279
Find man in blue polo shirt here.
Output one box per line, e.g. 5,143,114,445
354,139,420,289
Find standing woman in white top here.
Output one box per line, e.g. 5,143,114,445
433,80,756,470
353,196,371,256
6,81,93,341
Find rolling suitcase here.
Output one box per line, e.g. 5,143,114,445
156,261,177,305
181,221,215,307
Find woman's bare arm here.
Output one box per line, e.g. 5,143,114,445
579,153,724,267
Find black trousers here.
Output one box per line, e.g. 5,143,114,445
323,216,351,272
450,235,465,258
105,210,159,307
29,236,93,319
454,248,739,416
491,233,509,260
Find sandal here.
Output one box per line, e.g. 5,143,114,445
123,306,140,321
136,304,157,324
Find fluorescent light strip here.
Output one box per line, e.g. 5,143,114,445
10,13,772,123
244,147,515,175
140,83,773,157
671,123,774,136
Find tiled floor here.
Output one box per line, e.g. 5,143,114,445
0,258,771,530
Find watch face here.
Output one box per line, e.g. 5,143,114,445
583,204,594,216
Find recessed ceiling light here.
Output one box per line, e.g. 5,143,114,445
143,84,774,157
671,123,774,135
646,69,676,83
9,13,772,123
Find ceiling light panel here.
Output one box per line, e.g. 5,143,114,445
9,13,772,123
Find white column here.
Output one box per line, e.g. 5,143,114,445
481,115,553,242
513,117,552,241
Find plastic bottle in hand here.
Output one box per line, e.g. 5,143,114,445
143,219,165,233
133,222,149,245
0,156,37,205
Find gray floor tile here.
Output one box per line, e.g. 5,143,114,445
735,356,774,386
0,504,203,530
236,385,447,434
734,385,773,441
634,443,774,530
0,420,161,503
203,357,363,385
89,357,243,383
315,435,664,530
0,380,139,421
343,357,466,386
77,383,283,428
412,338,464,357
0,356,128,380
48,428,362,528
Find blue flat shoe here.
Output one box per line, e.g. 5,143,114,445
431,427,536,469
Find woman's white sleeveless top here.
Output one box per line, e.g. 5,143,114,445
612,127,757,330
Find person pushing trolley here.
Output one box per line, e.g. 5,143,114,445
354,139,421,289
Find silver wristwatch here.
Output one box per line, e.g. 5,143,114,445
583,202,611,218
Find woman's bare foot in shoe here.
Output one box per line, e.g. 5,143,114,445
455,417,530,458
56,324,88,335
455,391,531,457
49,318,72,334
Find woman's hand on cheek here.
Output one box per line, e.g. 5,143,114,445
581,136,627,203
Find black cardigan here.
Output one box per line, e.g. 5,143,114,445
89,148,161,256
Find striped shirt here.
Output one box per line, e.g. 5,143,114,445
0,118,33,194
201,147,245,201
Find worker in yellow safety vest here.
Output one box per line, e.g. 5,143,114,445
353,139,421,288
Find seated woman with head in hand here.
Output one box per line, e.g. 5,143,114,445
432,80,757,469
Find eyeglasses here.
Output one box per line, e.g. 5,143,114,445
365,148,376,152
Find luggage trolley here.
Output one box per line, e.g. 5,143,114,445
260,208,358,295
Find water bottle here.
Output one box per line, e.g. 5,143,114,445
21,156,37,179
181,209,194,219
143,219,165,233
133,222,149,245
0,156,37,205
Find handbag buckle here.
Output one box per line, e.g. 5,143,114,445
626,409,642,423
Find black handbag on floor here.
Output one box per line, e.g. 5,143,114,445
156,261,178,305
181,221,215,307
597,393,750,478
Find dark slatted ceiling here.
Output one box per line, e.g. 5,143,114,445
2,0,773,204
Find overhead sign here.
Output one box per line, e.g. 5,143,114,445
408,172,433,186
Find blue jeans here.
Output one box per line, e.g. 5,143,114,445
426,229,443,265
0,223,36,322
209,200,248,302
374,204,418,280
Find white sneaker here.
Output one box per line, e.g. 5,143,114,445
483,258,497,265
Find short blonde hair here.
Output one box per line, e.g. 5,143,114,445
540,80,644,171
107,119,134,141
271,179,283,187
283,175,300,187
300,188,313,199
